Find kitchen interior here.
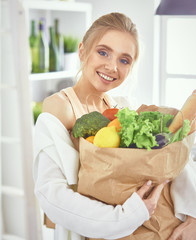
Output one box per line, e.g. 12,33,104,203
0,0,196,239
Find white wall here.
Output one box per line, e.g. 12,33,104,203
76,0,156,108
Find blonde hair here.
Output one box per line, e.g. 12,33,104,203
79,12,139,73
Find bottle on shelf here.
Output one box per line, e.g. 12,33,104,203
29,20,37,73
49,26,60,72
33,18,49,73
54,18,64,71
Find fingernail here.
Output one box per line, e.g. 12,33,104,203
165,179,170,183
147,180,152,186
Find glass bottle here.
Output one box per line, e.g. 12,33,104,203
54,18,64,70
29,20,37,73
49,26,60,72
33,19,49,73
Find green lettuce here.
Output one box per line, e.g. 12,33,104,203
133,119,158,150
116,108,139,147
116,107,190,151
169,119,191,143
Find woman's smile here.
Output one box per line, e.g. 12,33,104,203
96,71,117,83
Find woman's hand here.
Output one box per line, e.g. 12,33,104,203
137,180,168,216
168,216,196,240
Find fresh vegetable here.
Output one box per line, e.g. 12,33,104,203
107,118,121,132
169,119,191,143
116,107,190,150
102,108,119,121
152,133,172,149
72,111,110,138
85,136,95,144
116,108,171,150
138,111,173,134
72,106,191,150
152,120,191,149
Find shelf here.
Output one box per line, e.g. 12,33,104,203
1,185,24,198
24,0,92,13
1,136,21,144
2,234,25,240
29,70,77,81
0,84,17,90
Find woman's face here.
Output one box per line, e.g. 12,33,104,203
80,30,137,93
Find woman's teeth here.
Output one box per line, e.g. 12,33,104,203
98,72,115,81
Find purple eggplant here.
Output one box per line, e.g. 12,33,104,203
152,133,172,149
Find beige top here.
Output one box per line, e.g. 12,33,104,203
62,87,113,119
61,87,113,151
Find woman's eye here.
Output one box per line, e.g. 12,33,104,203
120,59,129,65
98,50,108,57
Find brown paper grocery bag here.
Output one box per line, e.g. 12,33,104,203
44,213,55,229
78,132,195,205
77,106,195,240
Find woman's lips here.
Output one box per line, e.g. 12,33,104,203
97,71,117,83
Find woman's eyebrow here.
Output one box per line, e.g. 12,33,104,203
96,44,112,51
122,53,133,60
96,44,133,60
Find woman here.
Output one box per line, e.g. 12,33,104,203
34,12,196,239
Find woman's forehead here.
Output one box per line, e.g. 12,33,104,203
96,30,136,57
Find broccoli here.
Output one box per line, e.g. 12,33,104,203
72,111,110,138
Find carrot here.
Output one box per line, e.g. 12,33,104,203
107,118,121,132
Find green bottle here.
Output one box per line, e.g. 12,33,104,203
54,19,64,70
29,20,37,73
49,26,60,72
54,19,60,49
33,19,49,73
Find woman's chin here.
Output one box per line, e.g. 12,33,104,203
95,83,114,93
96,79,119,92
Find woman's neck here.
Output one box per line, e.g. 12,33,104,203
73,77,104,102
73,77,110,113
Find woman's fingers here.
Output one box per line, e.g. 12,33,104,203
137,180,169,216
149,180,169,202
136,180,152,199
168,216,196,240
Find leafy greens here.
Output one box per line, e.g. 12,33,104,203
116,108,191,150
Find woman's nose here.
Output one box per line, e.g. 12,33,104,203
104,59,118,72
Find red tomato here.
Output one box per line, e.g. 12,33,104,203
102,108,119,121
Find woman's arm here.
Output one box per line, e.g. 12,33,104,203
35,151,149,239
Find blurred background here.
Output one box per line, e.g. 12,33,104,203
0,0,196,239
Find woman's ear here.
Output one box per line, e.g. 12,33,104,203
78,42,84,61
